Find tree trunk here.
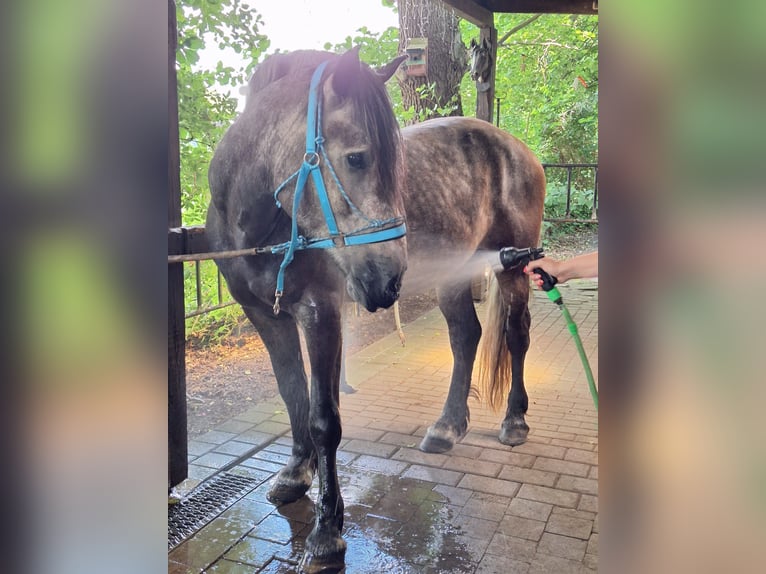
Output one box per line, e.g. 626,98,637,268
397,0,467,124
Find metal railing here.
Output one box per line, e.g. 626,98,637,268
184,261,236,319
542,163,598,223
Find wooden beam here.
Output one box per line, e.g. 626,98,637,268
439,0,494,27
168,0,188,491
484,0,597,15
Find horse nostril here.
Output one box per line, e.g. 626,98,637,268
386,275,402,298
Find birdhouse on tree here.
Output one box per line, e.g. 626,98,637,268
405,38,428,77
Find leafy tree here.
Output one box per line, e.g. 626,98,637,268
175,0,269,226
396,0,467,123
175,0,269,336
460,13,598,165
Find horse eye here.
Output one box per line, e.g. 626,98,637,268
346,153,367,170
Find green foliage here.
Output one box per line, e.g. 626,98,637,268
176,1,270,340
544,184,595,220
461,14,598,163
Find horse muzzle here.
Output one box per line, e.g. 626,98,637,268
346,268,404,312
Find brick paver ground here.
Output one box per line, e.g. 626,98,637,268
170,281,598,573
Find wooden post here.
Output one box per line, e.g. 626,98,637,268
168,0,188,489
475,25,497,124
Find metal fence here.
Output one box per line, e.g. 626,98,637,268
542,163,598,223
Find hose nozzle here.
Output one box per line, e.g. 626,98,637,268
498,246,544,270
498,245,559,293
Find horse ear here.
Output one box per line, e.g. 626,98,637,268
375,55,407,83
481,37,490,50
331,46,362,98
470,38,477,48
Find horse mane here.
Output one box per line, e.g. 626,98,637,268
246,50,403,201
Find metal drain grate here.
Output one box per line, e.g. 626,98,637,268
168,472,261,549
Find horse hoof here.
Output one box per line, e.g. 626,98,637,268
267,467,314,505
420,424,459,453
299,533,346,573
498,420,529,447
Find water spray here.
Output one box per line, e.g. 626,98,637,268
498,246,598,410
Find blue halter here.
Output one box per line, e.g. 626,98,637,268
270,61,407,314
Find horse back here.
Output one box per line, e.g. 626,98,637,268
402,117,545,251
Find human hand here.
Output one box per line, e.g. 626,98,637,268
523,257,561,289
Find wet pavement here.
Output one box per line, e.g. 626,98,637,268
170,281,598,573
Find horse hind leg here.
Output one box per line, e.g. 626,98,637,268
420,281,482,453
241,306,316,504
497,272,532,446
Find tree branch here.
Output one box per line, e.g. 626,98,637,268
497,14,542,46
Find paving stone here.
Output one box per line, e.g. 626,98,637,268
528,552,587,574
583,552,598,571
578,494,598,513
188,440,214,457
343,425,386,441
171,516,254,572
517,483,580,508
350,454,409,476
401,464,463,486
497,514,546,541
219,497,275,526
545,512,593,540
498,466,558,487
457,474,520,498
428,484,473,506
511,442,567,459
485,532,537,561
224,536,286,568
248,514,299,545
564,448,598,465
392,447,449,467
450,513,501,541
240,457,283,473
460,492,511,522
556,475,598,496
479,448,537,468
168,561,192,574
589,465,598,479
475,553,530,574
196,430,238,445
234,430,275,447
343,439,398,458
213,441,257,457
443,455,502,478
450,443,484,458
552,506,596,520
214,420,256,434
253,420,291,435
506,498,553,522
537,532,587,561
204,559,258,573
587,532,598,556
532,456,591,477
193,452,238,470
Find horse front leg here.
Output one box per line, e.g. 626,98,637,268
295,303,346,573
241,306,316,504
420,281,482,453
498,273,532,446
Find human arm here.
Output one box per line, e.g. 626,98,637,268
523,251,598,287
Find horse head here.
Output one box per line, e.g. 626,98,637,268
469,37,492,83
239,48,408,312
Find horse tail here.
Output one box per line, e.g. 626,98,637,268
476,274,511,412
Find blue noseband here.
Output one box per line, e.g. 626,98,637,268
271,61,407,314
